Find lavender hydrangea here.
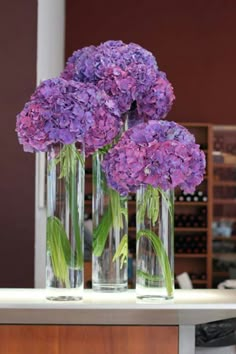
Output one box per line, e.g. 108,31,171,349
16,101,54,152
136,71,175,121
16,78,121,153
126,120,196,145
97,66,136,114
143,140,205,193
93,40,158,80
102,138,148,195
62,40,158,84
61,40,175,120
16,78,87,152
102,120,206,195
61,45,98,83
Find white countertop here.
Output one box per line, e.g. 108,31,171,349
0,289,236,325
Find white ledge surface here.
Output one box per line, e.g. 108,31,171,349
0,289,236,325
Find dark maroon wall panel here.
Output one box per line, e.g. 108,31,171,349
0,2,37,287
65,0,236,125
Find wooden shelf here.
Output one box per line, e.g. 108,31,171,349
213,253,236,261
213,217,236,221
174,202,207,206
175,227,207,232
212,271,229,277
213,236,236,241
214,163,236,168
175,279,207,285
175,254,207,258
192,279,207,285
213,181,236,186
213,199,236,204
85,200,92,205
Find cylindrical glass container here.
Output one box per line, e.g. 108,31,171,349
136,184,174,302
92,151,128,292
46,143,84,301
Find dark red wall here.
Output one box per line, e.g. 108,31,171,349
65,0,236,125
0,2,37,287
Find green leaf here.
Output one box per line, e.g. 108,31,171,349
93,208,112,256
47,143,84,283
112,234,128,269
92,152,128,257
136,269,163,282
137,229,173,297
47,216,72,287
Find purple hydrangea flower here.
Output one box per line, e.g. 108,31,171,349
102,138,148,195
126,120,196,145
102,120,205,195
16,101,53,152
61,40,175,119
61,45,98,83
136,71,175,121
93,40,158,80
16,78,121,153
97,66,136,114
143,140,205,193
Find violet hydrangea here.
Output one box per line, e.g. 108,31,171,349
16,78,121,154
102,120,206,195
62,40,158,84
125,119,196,145
136,71,175,121
97,65,136,114
143,140,205,193
61,40,175,119
61,45,98,83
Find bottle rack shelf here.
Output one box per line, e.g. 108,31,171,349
212,125,236,287
174,123,212,289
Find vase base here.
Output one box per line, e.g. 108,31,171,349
136,294,174,303
136,285,174,303
92,283,128,292
45,287,83,301
46,295,83,302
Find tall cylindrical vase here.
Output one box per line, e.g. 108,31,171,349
46,143,84,301
136,185,174,302
92,151,128,292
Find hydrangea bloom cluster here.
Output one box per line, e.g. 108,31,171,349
97,66,136,115
16,78,121,154
102,120,206,195
144,140,205,193
61,40,175,119
126,120,196,145
136,71,175,121
62,40,158,84
61,45,98,83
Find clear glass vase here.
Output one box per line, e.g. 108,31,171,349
46,143,84,301
136,185,174,302
92,151,128,292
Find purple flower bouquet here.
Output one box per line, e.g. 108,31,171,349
102,120,206,300
60,40,176,292
16,77,124,298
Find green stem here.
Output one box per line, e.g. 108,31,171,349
68,165,83,268
137,186,174,297
92,152,128,263
47,143,84,285
137,229,173,297
93,207,112,256
47,216,71,287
